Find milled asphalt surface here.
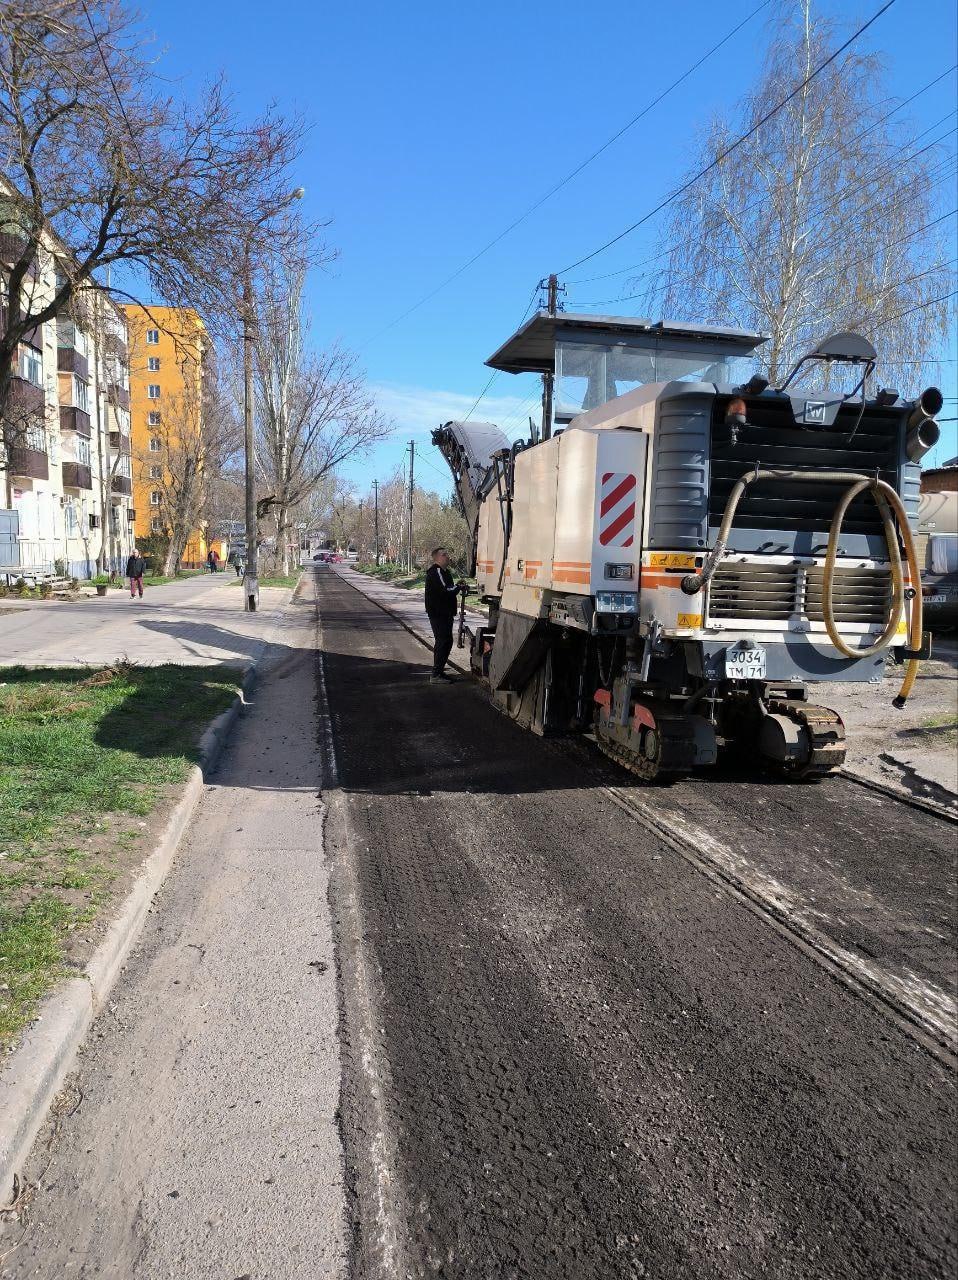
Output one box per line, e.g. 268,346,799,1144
320,567,957,1280
1,581,345,1279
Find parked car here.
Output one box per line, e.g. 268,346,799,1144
918,491,958,631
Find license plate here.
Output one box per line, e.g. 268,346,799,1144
924,595,946,604
725,645,767,680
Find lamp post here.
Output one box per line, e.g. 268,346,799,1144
243,186,305,611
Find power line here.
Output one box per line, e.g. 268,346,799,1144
557,0,900,276
461,282,540,424
870,288,958,330
565,61,958,288
572,200,958,312
357,1,774,349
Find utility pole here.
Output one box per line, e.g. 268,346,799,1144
540,273,563,443
406,440,415,572
357,499,364,559
373,479,380,566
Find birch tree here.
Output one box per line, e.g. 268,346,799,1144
252,260,389,574
644,0,955,389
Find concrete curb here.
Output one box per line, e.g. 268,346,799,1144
0,661,259,1207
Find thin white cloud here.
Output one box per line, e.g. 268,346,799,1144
370,379,542,442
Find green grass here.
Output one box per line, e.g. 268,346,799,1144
228,572,302,589
97,570,204,589
0,663,239,1049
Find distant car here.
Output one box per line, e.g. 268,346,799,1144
313,552,327,562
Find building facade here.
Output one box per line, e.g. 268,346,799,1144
122,304,220,568
1,216,134,579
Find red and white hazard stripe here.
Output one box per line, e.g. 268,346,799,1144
598,472,636,547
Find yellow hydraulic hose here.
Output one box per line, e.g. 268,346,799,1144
822,476,923,708
683,468,924,707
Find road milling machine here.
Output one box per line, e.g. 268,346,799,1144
433,312,939,781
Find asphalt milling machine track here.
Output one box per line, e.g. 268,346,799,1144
317,568,957,1280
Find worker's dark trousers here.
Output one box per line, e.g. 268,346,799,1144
428,612,454,676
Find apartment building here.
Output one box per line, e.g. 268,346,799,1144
122,303,219,568
1,212,134,578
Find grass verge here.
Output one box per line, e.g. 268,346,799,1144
0,662,239,1052
228,572,302,590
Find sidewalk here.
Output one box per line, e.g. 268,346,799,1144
0,572,296,667
1,576,345,1277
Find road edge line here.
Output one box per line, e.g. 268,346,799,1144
0,660,258,1208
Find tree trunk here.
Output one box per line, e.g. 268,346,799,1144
277,501,290,576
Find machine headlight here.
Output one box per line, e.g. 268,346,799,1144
595,591,638,614
604,562,634,580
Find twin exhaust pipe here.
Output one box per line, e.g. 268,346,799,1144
906,386,943,462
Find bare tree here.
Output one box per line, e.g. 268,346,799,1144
645,0,955,389
252,259,390,574
0,0,306,469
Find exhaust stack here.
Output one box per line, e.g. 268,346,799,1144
905,387,943,462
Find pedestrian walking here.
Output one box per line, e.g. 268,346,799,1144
424,547,465,683
126,548,146,599
207,547,220,574
234,554,244,578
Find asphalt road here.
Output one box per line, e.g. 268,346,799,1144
320,567,957,1280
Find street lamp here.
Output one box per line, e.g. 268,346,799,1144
243,186,305,612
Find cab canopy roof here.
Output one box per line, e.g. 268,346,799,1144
486,311,766,375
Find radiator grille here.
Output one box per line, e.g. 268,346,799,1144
708,563,893,624
709,399,902,538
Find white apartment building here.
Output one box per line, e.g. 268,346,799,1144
1,216,134,579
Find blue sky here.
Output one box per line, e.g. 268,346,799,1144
150,0,957,492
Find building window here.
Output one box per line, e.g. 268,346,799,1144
148,356,160,372
150,490,161,506
151,517,162,532
149,436,162,452
150,465,162,479
147,329,159,345
65,499,79,536
73,376,89,412
148,411,161,426
18,346,43,386
148,384,160,399
77,437,91,466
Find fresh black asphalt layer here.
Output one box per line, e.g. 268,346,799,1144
319,568,957,1280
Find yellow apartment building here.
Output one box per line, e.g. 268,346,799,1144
121,304,224,568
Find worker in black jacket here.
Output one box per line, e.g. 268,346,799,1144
424,547,465,683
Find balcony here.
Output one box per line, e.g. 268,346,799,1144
60,405,92,437
107,382,130,410
62,461,93,490
0,231,37,276
105,332,128,362
109,430,132,454
111,474,132,496
7,443,49,480
57,347,90,380
7,374,45,417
